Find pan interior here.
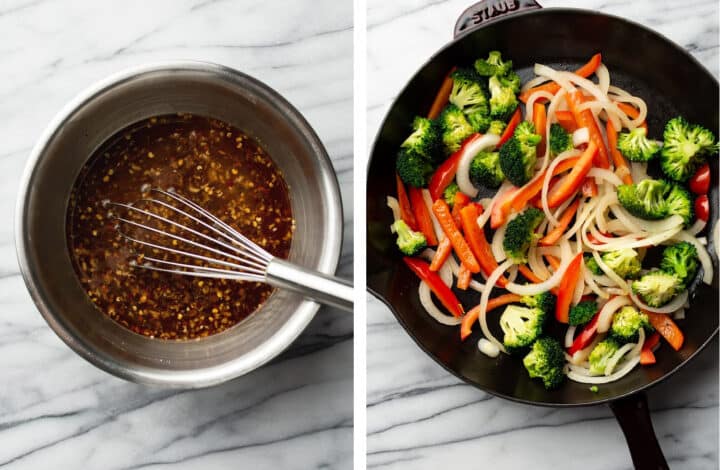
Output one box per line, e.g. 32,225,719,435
366,9,719,406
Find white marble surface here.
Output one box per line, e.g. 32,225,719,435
0,1,352,469
366,1,718,469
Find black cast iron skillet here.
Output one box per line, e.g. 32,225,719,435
366,1,719,468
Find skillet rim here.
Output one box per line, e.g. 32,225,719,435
366,6,719,408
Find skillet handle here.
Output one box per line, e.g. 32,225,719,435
609,392,669,470
454,0,542,37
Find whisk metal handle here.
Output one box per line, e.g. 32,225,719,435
265,259,353,312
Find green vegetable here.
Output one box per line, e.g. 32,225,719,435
616,127,662,162
396,149,433,188
585,255,602,275
499,121,541,186
632,270,680,308
474,50,513,77
391,220,427,256
466,110,492,134
488,75,518,121
590,385,599,393
660,241,699,289
665,183,694,228
449,68,488,113
469,151,504,189
500,305,545,354
503,207,544,264
497,70,521,93
589,338,620,376
487,120,506,136
610,306,651,343
521,291,556,315
400,116,441,162
523,337,565,389
617,179,670,220
601,248,642,279
549,123,573,156
443,182,460,208
660,116,718,182
439,104,475,155
569,300,598,326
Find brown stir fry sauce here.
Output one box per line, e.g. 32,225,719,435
67,114,293,339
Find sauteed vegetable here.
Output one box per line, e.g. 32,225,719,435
387,52,717,389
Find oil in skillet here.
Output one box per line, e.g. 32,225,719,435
66,113,294,340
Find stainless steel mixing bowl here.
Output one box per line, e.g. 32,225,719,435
15,61,344,387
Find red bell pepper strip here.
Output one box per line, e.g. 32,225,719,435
606,121,633,185
555,110,578,133
545,254,561,271
533,102,547,156
408,187,438,246
428,133,483,200
555,252,584,323
427,67,456,120
496,108,521,149
432,199,480,273
568,312,600,355
429,237,452,272
396,173,418,230
459,203,507,287
690,164,711,195
640,332,661,365
519,53,602,103
695,194,709,222
539,197,581,246
519,264,544,283
614,102,647,132
547,141,597,208
460,293,522,340
403,257,463,317
457,263,472,290
646,312,684,351
567,90,609,169
452,191,472,229
490,186,519,229
509,156,580,212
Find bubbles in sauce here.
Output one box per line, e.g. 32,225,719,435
67,114,294,340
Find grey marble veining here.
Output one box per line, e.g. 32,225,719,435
366,0,718,468
0,0,352,469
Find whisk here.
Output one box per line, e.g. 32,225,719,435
110,188,353,312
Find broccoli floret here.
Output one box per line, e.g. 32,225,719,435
523,337,565,389
500,305,545,354
549,123,573,156
661,116,718,182
590,385,599,393
396,149,433,188
439,104,475,155
487,120,506,136
589,338,620,376
466,108,492,133
665,183,694,228
521,291,556,315
497,70,521,93
443,182,460,208
617,179,670,220
474,50,513,77
469,151,504,189
610,306,651,343
449,69,489,112
616,127,662,162
569,300,598,326
400,116,441,161
632,270,681,308
488,75,518,121
391,220,427,256
585,255,602,275
503,207,544,264
660,241,699,289
499,122,541,186
602,248,642,279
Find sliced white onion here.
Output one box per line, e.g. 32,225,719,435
419,281,461,326
504,253,572,296
572,263,585,305
386,196,401,221
596,63,610,94
630,162,649,182
604,341,638,376
456,134,500,198
477,259,514,353
585,224,683,252
570,334,605,365
525,90,555,122
567,355,641,384
541,149,581,225
521,74,552,93
534,63,576,93
592,251,630,294
565,325,577,348
491,221,508,262
528,246,551,280
572,127,590,147
673,230,714,285
612,207,684,234
478,181,513,229
597,296,633,333
478,338,500,358
588,168,623,187
421,189,445,242
563,198,597,241
688,218,708,235
630,289,689,314
584,265,610,299
673,308,686,320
